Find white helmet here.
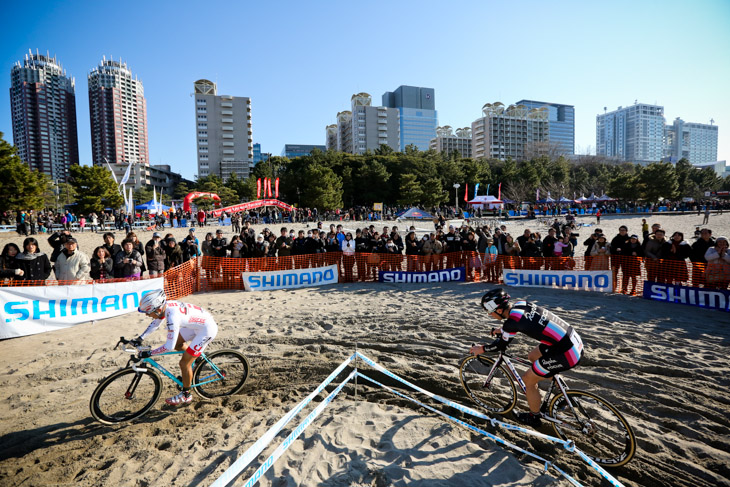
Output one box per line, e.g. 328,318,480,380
138,289,167,314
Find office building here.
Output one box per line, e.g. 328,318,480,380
336,111,352,153
253,143,270,164
664,118,718,164
471,102,549,160
596,103,664,164
281,144,326,158
515,99,574,155
9,50,79,181
325,124,337,151
692,160,728,178
88,56,149,167
429,126,472,158
106,163,194,195
349,93,400,154
382,85,437,151
193,79,253,180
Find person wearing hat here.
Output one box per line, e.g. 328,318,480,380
54,238,90,281
145,232,167,277
211,230,228,258
182,227,200,248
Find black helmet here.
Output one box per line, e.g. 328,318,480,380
481,288,510,313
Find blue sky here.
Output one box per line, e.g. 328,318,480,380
2,0,729,180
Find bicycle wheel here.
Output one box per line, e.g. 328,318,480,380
549,390,636,467
459,355,517,414
193,349,249,399
90,367,162,424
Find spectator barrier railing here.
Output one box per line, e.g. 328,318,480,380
1,253,728,298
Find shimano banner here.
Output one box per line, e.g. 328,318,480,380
379,267,466,284
242,265,338,291
0,278,164,339
643,282,730,312
503,269,613,292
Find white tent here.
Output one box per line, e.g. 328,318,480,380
467,195,503,209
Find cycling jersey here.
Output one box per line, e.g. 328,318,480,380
500,300,583,378
139,301,218,357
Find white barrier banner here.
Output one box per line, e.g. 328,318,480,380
242,265,338,292
0,278,164,339
503,269,613,293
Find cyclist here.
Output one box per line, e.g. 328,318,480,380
132,289,218,406
471,288,584,427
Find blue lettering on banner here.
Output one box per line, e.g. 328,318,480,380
243,266,338,291
643,281,730,312
379,267,466,283
504,270,611,291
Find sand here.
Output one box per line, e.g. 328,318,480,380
1,213,729,487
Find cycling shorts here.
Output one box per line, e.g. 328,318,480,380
533,332,583,378
179,322,218,357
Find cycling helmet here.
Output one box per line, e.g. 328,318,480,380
481,288,510,313
138,289,167,314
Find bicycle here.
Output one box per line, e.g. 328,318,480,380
90,337,250,425
459,344,636,467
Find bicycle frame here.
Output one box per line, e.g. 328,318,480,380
128,351,224,389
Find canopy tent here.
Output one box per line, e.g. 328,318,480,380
597,194,616,201
210,198,296,217
558,196,574,203
536,197,556,204
574,195,589,203
135,200,170,212
501,197,516,204
396,208,434,219
467,195,503,209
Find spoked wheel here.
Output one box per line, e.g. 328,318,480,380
193,350,249,399
90,367,162,424
549,390,637,467
459,355,517,414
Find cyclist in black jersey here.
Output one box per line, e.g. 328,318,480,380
470,288,584,427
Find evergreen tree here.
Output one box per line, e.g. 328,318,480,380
69,165,124,214
640,162,679,202
0,132,49,213
398,173,423,206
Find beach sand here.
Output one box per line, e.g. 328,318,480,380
1,213,729,486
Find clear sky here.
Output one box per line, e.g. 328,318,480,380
2,0,729,180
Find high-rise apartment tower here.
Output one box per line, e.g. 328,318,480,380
596,103,665,164
382,85,437,151
471,102,549,160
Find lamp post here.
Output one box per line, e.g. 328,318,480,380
453,183,461,213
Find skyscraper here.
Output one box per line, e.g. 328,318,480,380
515,99,574,155
336,111,352,153
664,118,718,164
88,57,149,166
325,124,337,151
382,85,437,151
9,50,79,181
349,93,399,155
471,103,549,160
596,103,664,164
430,126,472,158
193,79,253,180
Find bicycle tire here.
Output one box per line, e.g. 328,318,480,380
549,390,637,467
193,349,249,399
459,355,518,414
90,367,162,424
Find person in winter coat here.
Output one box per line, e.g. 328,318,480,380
664,231,691,284
54,238,90,281
115,239,144,279
126,232,146,274
102,233,123,277
644,229,668,283
704,236,730,289
623,235,644,295
183,238,201,262
145,232,167,277
90,246,114,280
164,238,184,270
690,229,715,286
13,238,52,281
589,235,611,270
47,229,73,263
0,243,22,280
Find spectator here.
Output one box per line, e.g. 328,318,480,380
644,229,668,283
228,235,245,258
341,232,356,281
1,243,22,280
483,237,499,281
90,246,114,280
115,238,144,279
641,219,649,240
542,228,559,269
504,234,521,269
583,229,601,269
211,230,228,257
164,238,184,270
183,237,201,262
54,238,90,281
704,237,730,289
405,231,420,271
665,231,691,284
145,232,167,277
589,234,611,270
201,232,214,256
623,235,644,295
276,227,293,270
127,232,146,275
554,234,574,270
610,226,631,292
47,228,73,263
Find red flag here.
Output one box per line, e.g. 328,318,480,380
464,183,468,202
267,178,273,198
275,177,279,198
498,182,502,200
257,178,261,199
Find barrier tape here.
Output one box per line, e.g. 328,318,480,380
210,353,355,487
241,370,356,487
355,371,584,487
354,352,626,487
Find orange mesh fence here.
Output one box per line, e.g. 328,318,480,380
2,253,728,295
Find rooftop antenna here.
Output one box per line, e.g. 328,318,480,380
710,118,715,125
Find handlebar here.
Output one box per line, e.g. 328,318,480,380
115,336,151,355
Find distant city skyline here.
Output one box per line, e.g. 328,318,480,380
1,1,728,180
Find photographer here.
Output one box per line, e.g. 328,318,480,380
145,232,167,277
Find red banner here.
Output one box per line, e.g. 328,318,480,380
498,182,502,200
257,179,261,199
210,199,296,217
267,178,273,198
275,177,279,198
464,183,468,202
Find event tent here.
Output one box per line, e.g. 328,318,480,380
558,196,574,203
467,195,503,209
135,200,170,212
397,207,434,219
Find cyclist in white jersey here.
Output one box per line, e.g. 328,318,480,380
132,289,218,405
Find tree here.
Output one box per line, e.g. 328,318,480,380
607,171,640,202
640,162,679,203
192,195,215,211
0,132,49,213
299,165,343,209
173,181,192,200
421,177,446,207
69,165,124,214
224,172,249,201
397,173,423,206
354,160,391,204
